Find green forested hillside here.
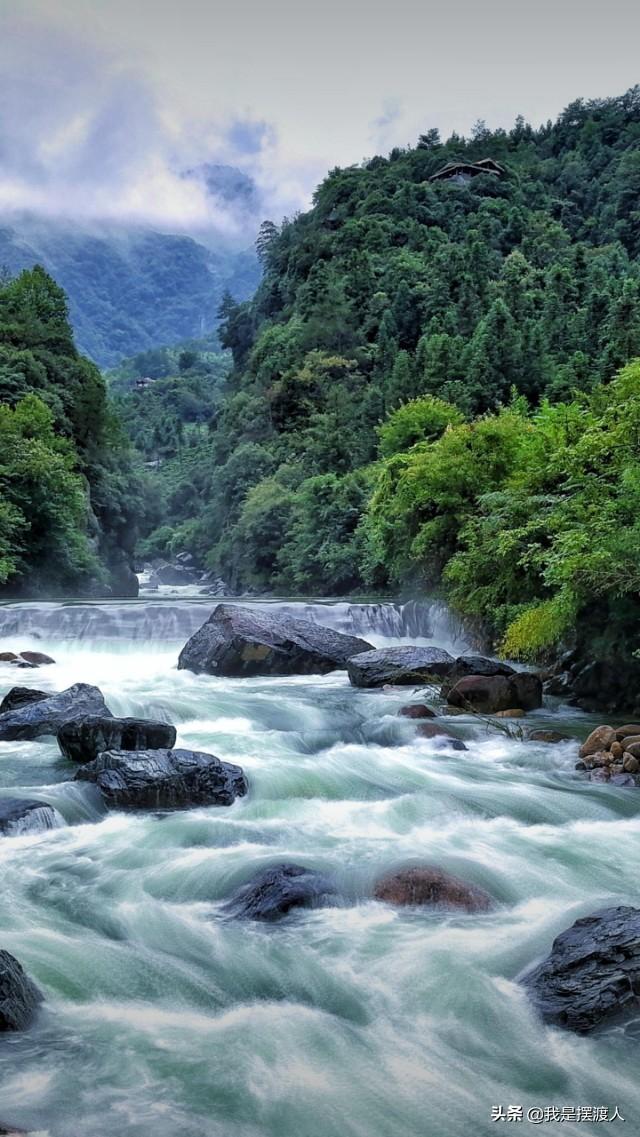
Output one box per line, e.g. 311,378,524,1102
0,266,147,595
139,88,640,667
0,220,259,368
108,340,232,556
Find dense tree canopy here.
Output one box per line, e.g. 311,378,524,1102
12,87,640,672
0,267,147,595
134,88,640,649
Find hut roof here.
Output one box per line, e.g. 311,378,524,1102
429,159,505,182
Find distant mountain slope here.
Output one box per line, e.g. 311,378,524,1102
0,217,260,368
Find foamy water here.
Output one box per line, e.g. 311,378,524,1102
0,599,636,1137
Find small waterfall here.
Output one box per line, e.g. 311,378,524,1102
0,596,471,652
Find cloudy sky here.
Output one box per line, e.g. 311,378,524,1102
1,0,638,241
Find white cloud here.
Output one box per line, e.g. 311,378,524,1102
1,0,639,239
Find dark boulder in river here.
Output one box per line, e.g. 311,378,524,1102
446,671,542,714
58,715,177,763
75,747,247,810
223,863,338,921
374,866,493,912
178,603,373,677
347,646,455,688
522,906,640,1033
149,561,200,586
0,688,49,715
13,651,56,667
0,683,112,741
0,950,43,1032
0,798,61,837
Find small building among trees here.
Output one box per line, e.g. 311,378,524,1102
429,158,506,184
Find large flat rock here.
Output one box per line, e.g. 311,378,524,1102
177,603,373,677
75,747,247,810
0,683,112,741
58,715,177,763
347,646,455,688
522,906,640,1033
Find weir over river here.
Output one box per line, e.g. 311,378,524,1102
0,596,638,1137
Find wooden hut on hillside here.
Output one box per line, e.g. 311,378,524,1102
429,158,506,184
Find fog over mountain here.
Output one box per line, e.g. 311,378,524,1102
2,0,637,365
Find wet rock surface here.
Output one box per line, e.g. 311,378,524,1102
374,866,493,912
398,704,437,719
58,715,177,763
347,646,455,688
440,655,515,697
0,684,112,741
148,561,201,587
0,950,43,1032
415,723,468,749
0,688,49,715
528,729,571,744
178,603,373,677
0,798,60,836
223,863,338,921
522,906,640,1033
13,651,56,667
446,671,542,714
75,747,247,810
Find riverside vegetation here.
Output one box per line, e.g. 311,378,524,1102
2,90,640,704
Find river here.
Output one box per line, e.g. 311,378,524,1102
0,596,638,1137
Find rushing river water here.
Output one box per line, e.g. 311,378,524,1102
0,596,638,1137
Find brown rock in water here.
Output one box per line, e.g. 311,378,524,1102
447,672,542,714
494,708,525,718
623,753,640,774
588,750,613,768
0,653,17,662
398,704,436,720
610,740,624,761
374,866,493,912
615,724,640,742
416,723,468,750
18,651,55,666
579,725,616,759
447,674,512,713
529,729,570,744
620,737,640,757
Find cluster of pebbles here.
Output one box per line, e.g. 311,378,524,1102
575,723,640,784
